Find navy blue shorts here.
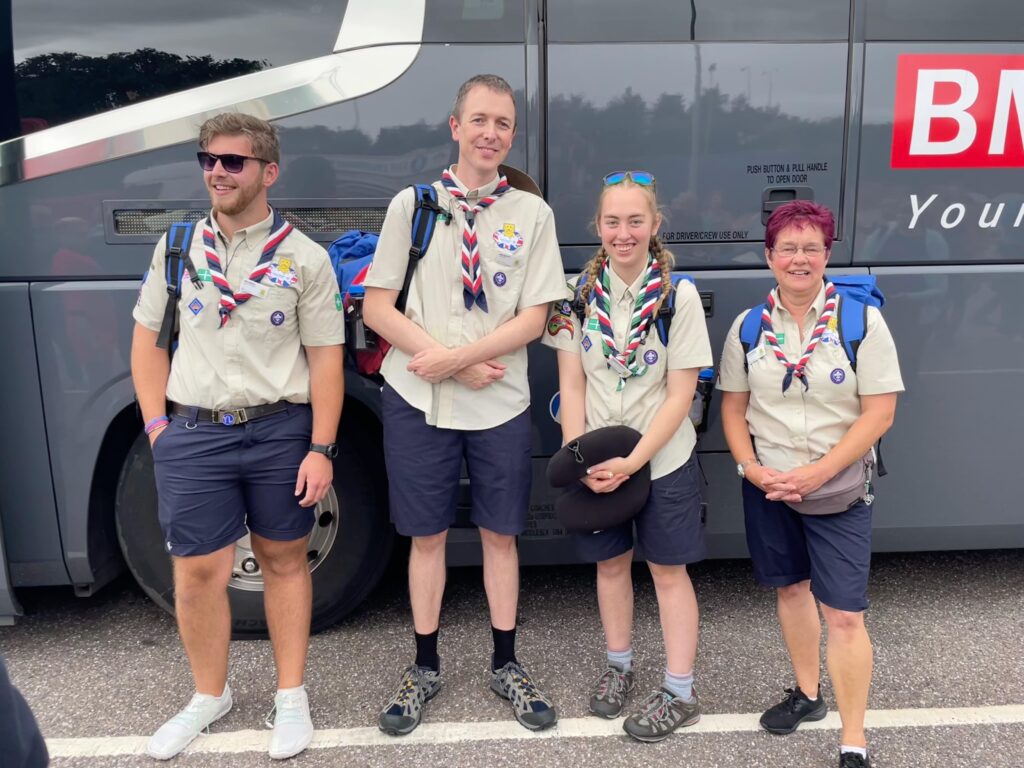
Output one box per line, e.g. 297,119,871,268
152,403,315,556
742,479,872,612
381,384,531,537
573,458,707,566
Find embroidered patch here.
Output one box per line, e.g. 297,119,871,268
188,298,204,315
582,335,593,352
547,314,574,339
335,293,343,311
558,299,573,316
493,271,507,287
587,317,600,331
267,260,299,287
493,224,524,254
549,392,561,423
830,367,846,384
821,328,841,347
270,310,285,326
643,349,659,365
197,268,213,283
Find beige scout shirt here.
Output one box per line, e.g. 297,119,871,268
717,284,904,473
363,168,566,430
542,271,713,479
134,208,345,410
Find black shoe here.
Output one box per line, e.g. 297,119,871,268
839,752,870,768
759,686,827,735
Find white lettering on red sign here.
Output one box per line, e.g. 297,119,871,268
892,54,1024,168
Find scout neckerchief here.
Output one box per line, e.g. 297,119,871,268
592,254,663,391
203,208,293,327
761,280,838,393
440,169,511,312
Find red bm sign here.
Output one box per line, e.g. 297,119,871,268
891,54,1024,168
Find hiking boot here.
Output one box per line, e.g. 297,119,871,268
267,687,313,759
378,665,442,736
840,752,871,768
622,687,701,743
589,663,635,719
146,685,233,760
759,686,827,734
490,661,557,730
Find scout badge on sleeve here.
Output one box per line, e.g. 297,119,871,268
547,425,651,533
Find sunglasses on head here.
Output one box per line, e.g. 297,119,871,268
602,170,656,190
196,151,270,174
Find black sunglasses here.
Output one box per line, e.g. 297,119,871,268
196,151,271,174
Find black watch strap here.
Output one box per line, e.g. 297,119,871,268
309,442,339,459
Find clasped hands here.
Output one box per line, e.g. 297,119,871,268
580,456,638,494
406,346,505,391
747,462,831,503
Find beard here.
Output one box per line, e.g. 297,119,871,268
208,177,263,217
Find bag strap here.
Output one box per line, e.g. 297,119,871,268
836,293,867,372
156,222,199,353
396,184,442,314
571,272,589,325
654,273,692,347
738,304,765,373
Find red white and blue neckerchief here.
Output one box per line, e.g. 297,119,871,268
203,208,293,327
761,281,838,393
592,254,663,391
440,169,511,312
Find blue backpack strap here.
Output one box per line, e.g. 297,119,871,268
836,293,867,372
156,221,198,353
738,304,766,372
654,273,692,346
397,184,442,314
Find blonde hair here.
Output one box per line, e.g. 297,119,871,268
198,112,280,165
578,180,675,314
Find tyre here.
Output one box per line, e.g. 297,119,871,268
114,415,392,639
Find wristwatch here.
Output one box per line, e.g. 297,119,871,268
736,458,760,478
309,442,339,459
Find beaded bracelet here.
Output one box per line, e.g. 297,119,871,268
145,416,169,435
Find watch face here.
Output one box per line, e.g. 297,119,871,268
326,444,339,459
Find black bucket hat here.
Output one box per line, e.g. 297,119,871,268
547,425,652,533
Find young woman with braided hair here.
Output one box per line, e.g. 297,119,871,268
543,172,712,742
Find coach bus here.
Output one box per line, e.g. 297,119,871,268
1,0,1021,634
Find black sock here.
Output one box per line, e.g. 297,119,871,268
414,629,439,671
491,626,517,671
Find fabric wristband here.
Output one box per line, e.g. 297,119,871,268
145,416,169,435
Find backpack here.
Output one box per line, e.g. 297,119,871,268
329,183,443,377
738,273,888,473
154,221,203,358
570,271,715,433
738,274,884,372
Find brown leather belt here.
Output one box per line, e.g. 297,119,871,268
170,400,289,426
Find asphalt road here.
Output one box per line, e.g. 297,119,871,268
3,549,1023,767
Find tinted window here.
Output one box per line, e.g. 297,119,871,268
12,0,345,133
424,0,525,42
865,0,1024,41
547,42,848,249
548,0,848,42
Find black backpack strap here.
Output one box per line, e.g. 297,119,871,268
396,184,443,314
571,272,590,325
156,222,198,353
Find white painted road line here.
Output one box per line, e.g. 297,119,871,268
46,704,1024,758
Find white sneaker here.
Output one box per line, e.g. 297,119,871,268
267,687,313,759
146,685,233,760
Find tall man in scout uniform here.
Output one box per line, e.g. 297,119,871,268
131,113,344,760
363,74,567,734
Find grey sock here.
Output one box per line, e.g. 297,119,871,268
663,669,694,702
607,647,633,672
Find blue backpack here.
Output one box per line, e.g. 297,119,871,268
738,274,888,473
738,274,884,372
154,221,203,358
329,183,443,375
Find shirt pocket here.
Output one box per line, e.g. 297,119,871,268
259,283,300,341
481,240,527,315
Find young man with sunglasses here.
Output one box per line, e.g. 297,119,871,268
131,112,344,760
362,74,567,735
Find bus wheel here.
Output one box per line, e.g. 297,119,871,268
114,429,392,639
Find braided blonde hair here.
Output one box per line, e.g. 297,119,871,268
578,180,675,314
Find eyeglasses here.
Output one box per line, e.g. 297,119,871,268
771,245,827,257
196,151,271,174
602,170,656,190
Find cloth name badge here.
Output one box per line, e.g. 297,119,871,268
240,279,269,298
746,344,766,365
